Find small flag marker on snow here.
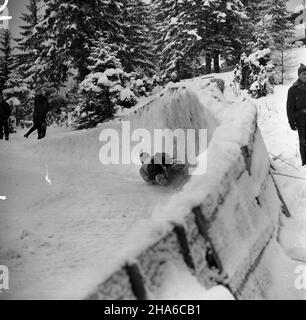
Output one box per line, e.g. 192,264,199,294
45,165,52,186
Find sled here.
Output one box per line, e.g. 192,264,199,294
165,163,189,189
144,162,188,188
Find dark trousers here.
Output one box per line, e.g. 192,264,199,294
0,118,9,139
298,126,306,165
25,117,47,139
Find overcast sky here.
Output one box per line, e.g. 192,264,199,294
3,0,306,40
8,0,29,40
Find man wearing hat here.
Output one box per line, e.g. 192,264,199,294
287,64,306,165
24,88,50,140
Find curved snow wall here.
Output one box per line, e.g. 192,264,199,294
31,84,219,176
84,81,285,300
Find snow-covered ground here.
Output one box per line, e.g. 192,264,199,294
1,47,306,300
191,48,306,273
0,127,189,300
154,262,234,300
0,85,218,299
254,47,306,268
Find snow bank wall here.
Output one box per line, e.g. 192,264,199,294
84,81,285,300
30,84,218,175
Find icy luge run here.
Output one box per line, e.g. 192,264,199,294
83,79,301,300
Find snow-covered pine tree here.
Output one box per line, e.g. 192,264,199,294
204,0,247,72
151,0,171,76
241,0,268,23
32,0,91,86
14,0,42,88
233,4,274,95
234,0,295,93
75,36,137,129
262,0,295,84
120,0,156,76
3,65,31,124
0,32,29,125
251,27,273,51
152,0,177,52
240,0,270,53
0,30,13,94
118,0,157,96
232,0,272,92
234,48,274,97
153,0,248,78
246,0,293,53
35,0,127,88
152,0,202,81
224,0,250,65
263,0,294,47
183,0,213,74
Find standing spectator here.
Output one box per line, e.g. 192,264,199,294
287,64,306,165
24,88,50,140
0,94,11,141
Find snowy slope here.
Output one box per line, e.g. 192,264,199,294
253,47,306,266
1,47,306,300
29,86,216,173
0,134,173,299
0,84,222,299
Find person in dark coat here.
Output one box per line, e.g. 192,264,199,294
0,95,11,141
139,152,185,186
24,88,50,140
287,64,306,165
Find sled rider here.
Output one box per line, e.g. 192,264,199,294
139,152,181,186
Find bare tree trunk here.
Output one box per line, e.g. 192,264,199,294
105,87,112,118
16,106,19,127
214,52,220,73
205,54,212,74
281,50,284,85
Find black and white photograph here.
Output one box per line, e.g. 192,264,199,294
1,0,306,301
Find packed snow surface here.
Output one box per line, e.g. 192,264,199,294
1,47,306,300
0,83,223,299
255,48,306,276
